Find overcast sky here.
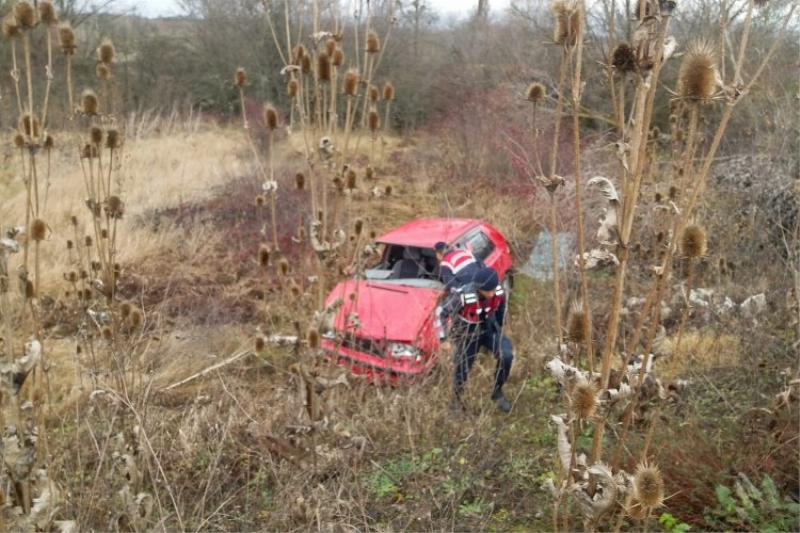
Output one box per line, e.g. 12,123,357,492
119,0,513,19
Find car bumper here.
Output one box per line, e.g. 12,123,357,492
320,339,436,383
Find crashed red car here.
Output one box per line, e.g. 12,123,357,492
320,218,513,382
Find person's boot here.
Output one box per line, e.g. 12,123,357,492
491,388,512,413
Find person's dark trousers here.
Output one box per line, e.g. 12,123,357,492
453,323,513,399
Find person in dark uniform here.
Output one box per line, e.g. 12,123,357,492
435,266,514,413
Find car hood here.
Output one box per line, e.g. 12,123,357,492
327,280,441,342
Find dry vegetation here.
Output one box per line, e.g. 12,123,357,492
0,0,798,532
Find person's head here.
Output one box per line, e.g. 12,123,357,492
474,267,499,298
434,241,447,261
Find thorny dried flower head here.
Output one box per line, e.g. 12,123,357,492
346,169,357,190
525,82,546,103
278,257,290,276
19,113,40,138
30,219,48,241
81,89,99,115
366,30,380,53
681,224,707,258
383,81,395,101
332,48,344,67
287,79,299,98
234,67,247,87
255,194,266,207
58,23,76,54
104,196,125,219
97,38,115,64
292,44,306,64
81,144,98,159
295,172,306,190
106,129,121,149
678,40,718,101
570,378,599,419
258,245,270,267
552,0,580,46
14,2,35,30
368,110,380,133
301,55,312,74
566,300,588,343
90,126,103,145
13,133,25,148
343,69,359,97
39,1,58,25
263,103,279,130
325,38,337,57
354,218,364,236
611,42,637,74
2,15,19,39
633,461,665,508
369,85,380,104
317,52,331,82
96,63,111,81
307,328,320,349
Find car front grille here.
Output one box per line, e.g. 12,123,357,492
337,335,385,358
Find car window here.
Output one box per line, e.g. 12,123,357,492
462,230,495,260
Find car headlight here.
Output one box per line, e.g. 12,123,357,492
388,342,422,361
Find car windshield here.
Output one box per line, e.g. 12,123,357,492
364,244,443,287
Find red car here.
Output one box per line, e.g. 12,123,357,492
320,218,513,383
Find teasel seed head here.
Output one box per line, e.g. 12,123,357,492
90,126,103,145
295,172,306,190
105,195,125,218
382,81,395,102
525,81,546,103
681,224,707,258
369,84,380,103
66,239,74,250
297,226,307,241
278,257,290,276
633,461,665,508
263,103,279,130
66,271,78,283
368,110,380,132
366,30,380,53
292,44,306,64
3,14,19,38
234,67,247,87
289,280,302,299
81,89,99,115
354,218,364,236
120,302,132,319
19,112,40,138
129,308,143,329
678,40,718,101
96,63,111,81
13,133,25,148
254,336,266,353
39,1,58,25
30,219,48,241
287,78,299,98
25,280,35,299
325,38,336,58
14,2,35,30
666,188,677,203
81,143,98,159
384,185,393,196
552,0,580,46
651,126,660,139
674,128,684,143
85,236,93,247
102,326,113,341
332,176,343,190
258,245,270,267
300,55,312,74
343,69,359,97
43,134,54,149
570,377,599,420
346,169,357,190
611,42,637,74
331,47,344,67
566,300,588,343
307,327,320,349
70,215,78,227
654,192,662,203
106,129,121,149
80,268,88,279
365,166,375,180
255,194,266,207
97,38,115,64
58,23,76,54
100,228,108,239
317,52,331,82
82,287,92,301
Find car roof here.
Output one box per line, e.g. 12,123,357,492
376,218,482,248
